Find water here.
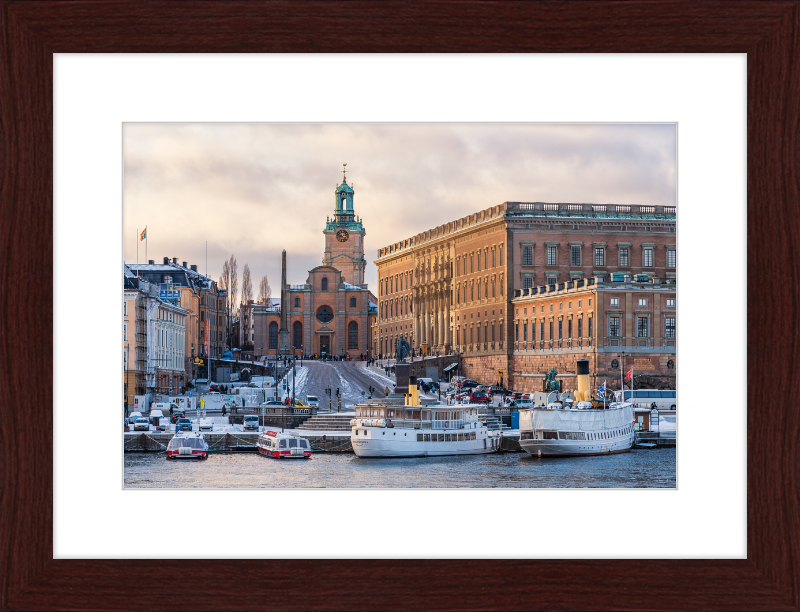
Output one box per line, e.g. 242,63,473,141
124,447,675,488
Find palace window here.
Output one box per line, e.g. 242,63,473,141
643,248,654,267
588,317,593,337
578,317,582,338
666,298,675,308
523,276,533,289
540,321,545,342
348,321,359,349
350,297,356,307
484,281,488,299
492,250,496,267
293,321,303,348
523,321,528,341
470,254,474,272
269,322,278,349
547,246,557,266
294,297,300,307
595,247,605,266
620,248,629,267
547,276,557,285
558,320,563,339
609,316,620,337
638,298,648,307
610,297,619,306
492,279,496,297
522,246,532,266
492,324,496,342
499,245,503,265
321,277,328,290
568,319,572,338
668,249,676,268
665,317,676,338
637,316,649,337
571,246,581,267
477,252,481,272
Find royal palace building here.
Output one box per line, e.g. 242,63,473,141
374,201,676,390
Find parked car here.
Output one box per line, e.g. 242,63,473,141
177,418,192,431
133,417,150,431
209,383,221,393
128,411,143,424
511,398,534,409
306,395,320,408
198,418,213,431
469,391,491,404
243,415,259,431
461,380,480,389
261,400,284,407
170,411,186,424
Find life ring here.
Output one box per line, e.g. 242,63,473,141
386,419,393,428
445,421,450,428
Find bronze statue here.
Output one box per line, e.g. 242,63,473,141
543,367,562,392
395,335,411,363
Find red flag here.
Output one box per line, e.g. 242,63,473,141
625,368,633,382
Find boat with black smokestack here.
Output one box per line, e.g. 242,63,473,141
518,359,635,458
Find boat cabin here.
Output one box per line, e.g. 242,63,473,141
353,403,482,430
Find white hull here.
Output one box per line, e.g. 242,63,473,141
519,432,634,457
351,426,501,458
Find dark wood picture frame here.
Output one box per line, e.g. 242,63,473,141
2,2,798,610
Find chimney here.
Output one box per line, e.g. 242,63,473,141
191,264,198,272
148,260,154,265
182,261,187,268
163,257,169,264
172,257,178,264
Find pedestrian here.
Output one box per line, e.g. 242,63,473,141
222,404,227,416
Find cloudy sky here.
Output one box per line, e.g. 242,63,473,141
123,123,676,301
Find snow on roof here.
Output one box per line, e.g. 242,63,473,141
342,282,362,290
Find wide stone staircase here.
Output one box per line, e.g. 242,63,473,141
295,413,354,432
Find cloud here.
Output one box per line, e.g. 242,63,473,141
124,124,676,295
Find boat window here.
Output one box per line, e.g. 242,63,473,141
471,432,476,440
542,431,558,440
417,434,423,441
438,434,445,442
458,433,464,441
424,434,430,441
445,434,451,442
300,439,309,449
280,439,288,448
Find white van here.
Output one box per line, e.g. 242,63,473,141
243,414,260,431
152,402,180,414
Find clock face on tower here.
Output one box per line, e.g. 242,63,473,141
336,229,350,243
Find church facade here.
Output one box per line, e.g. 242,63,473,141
253,171,377,358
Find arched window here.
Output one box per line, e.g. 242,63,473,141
293,321,302,348
321,277,328,290
350,297,356,307
268,322,278,349
294,297,300,307
348,321,358,349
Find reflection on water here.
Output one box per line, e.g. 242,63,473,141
124,448,676,489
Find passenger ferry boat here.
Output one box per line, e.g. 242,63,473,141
166,431,209,460
518,400,635,457
257,430,312,459
518,359,635,458
350,381,502,458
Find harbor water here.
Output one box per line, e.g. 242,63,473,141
124,447,676,488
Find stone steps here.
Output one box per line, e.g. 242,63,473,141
295,414,354,431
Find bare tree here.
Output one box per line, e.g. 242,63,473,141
258,275,271,304
219,260,231,348
227,256,238,349
241,264,253,349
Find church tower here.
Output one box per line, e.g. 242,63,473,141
323,164,366,286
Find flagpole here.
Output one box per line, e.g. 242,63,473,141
136,228,138,276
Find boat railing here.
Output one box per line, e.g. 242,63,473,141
383,418,468,430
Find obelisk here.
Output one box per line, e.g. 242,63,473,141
278,249,291,355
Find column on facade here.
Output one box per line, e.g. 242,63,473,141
435,289,442,347
437,288,444,347
445,288,451,348
413,292,420,348
425,289,431,345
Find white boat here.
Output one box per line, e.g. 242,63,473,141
518,400,635,457
519,358,636,458
257,429,312,459
166,431,209,460
350,400,502,458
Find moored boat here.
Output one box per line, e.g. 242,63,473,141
518,359,635,458
257,429,312,459
166,431,209,460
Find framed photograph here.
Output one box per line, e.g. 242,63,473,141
2,2,797,610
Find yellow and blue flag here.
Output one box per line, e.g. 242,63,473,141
140,227,147,241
